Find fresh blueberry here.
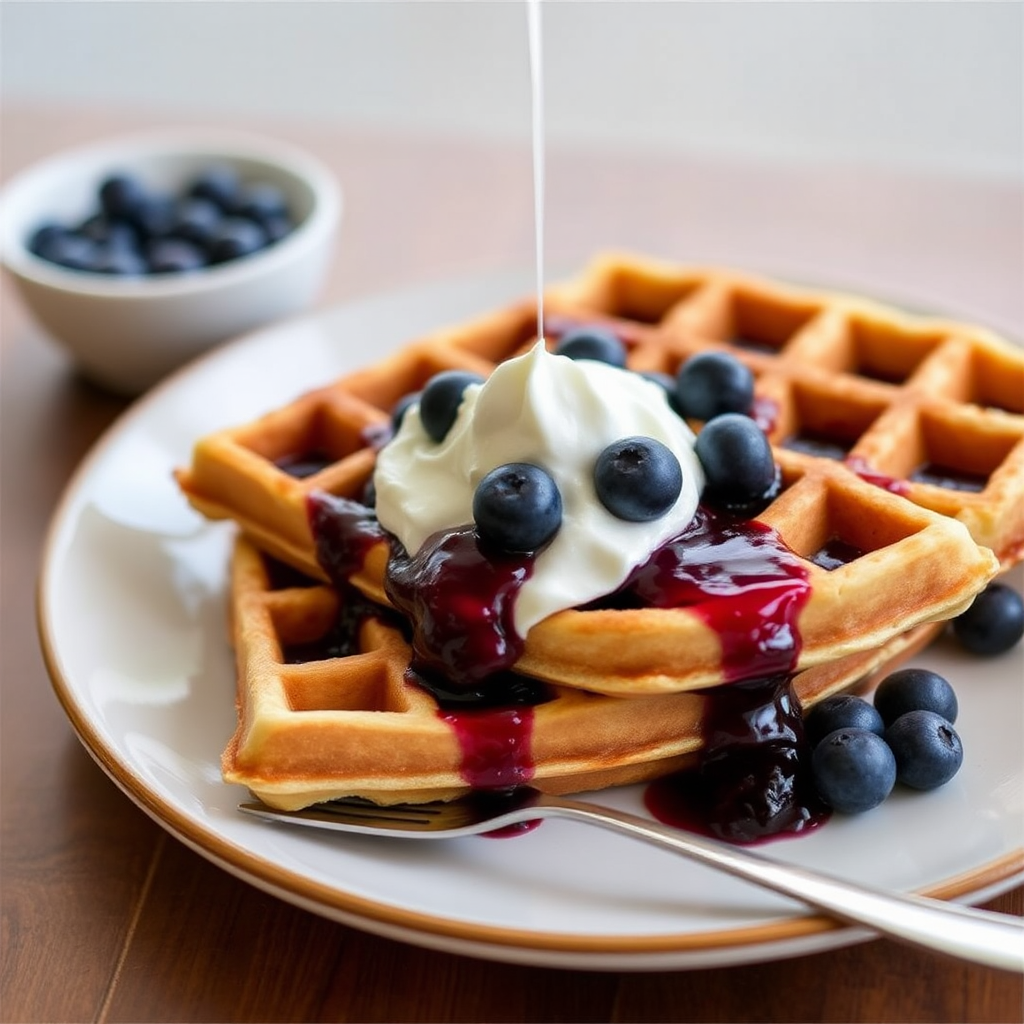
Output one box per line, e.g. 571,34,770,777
593,436,683,522
260,212,294,244
27,223,72,261
189,163,242,211
94,245,148,276
173,197,223,247
44,232,99,271
146,238,206,274
811,727,896,813
873,668,958,726
127,193,177,239
361,476,377,508
637,371,680,407
98,173,148,220
473,463,562,553
207,217,268,263
674,351,755,421
804,694,885,747
694,413,778,508
554,327,627,368
235,182,289,224
418,371,485,442
390,391,422,434
77,214,139,250
951,583,1024,656
885,710,963,790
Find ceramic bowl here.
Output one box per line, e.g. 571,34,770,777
0,129,342,394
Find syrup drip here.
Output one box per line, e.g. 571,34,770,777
527,0,545,341
645,675,829,845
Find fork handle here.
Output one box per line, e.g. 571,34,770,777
538,795,1023,972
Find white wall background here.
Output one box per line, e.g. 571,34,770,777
2,1,1021,180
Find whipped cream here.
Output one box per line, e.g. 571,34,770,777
374,343,705,635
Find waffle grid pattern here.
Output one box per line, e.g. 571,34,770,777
226,535,939,809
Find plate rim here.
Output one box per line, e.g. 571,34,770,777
34,265,1024,966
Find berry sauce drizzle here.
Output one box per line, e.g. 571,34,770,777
385,528,535,686
284,583,385,664
645,675,830,844
844,456,911,496
307,486,821,840
307,491,388,582
601,505,811,682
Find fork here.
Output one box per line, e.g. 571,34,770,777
240,788,1023,971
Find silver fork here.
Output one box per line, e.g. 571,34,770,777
240,788,1023,972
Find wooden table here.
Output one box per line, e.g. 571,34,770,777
2,103,1022,1023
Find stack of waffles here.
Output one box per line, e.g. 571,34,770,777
176,252,1021,810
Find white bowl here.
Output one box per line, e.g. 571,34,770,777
0,129,342,395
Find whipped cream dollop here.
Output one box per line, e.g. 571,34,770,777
374,342,705,635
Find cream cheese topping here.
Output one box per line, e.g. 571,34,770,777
374,342,704,635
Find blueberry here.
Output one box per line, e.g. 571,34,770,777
675,351,755,421
804,694,885,747
873,668,958,726
146,238,206,274
554,327,627,367
27,223,71,261
637,370,680,408
173,197,223,247
77,214,139,250
885,710,963,790
951,583,1024,656
207,217,268,263
390,391,422,434
694,413,777,508
189,163,242,211
473,463,562,553
594,436,683,522
361,476,377,508
418,371,485,442
94,245,148,276
811,728,896,813
235,182,289,224
43,232,98,271
98,173,148,220
127,193,177,239
260,212,294,244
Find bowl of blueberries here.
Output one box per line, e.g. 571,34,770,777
0,129,342,394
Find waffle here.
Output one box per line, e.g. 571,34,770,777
226,535,941,809
177,252,1011,696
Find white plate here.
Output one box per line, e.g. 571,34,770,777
38,270,1024,970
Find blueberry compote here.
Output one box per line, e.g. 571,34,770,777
844,456,911,496
307,490,549,798
596,505,812,682
909,462,987,493
645,675,829,844
275,449,336,479
308,485,825,843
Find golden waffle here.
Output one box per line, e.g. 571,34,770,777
226,535,940,810
177,252,1009,695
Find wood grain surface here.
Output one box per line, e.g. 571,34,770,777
2,103,1021,1024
